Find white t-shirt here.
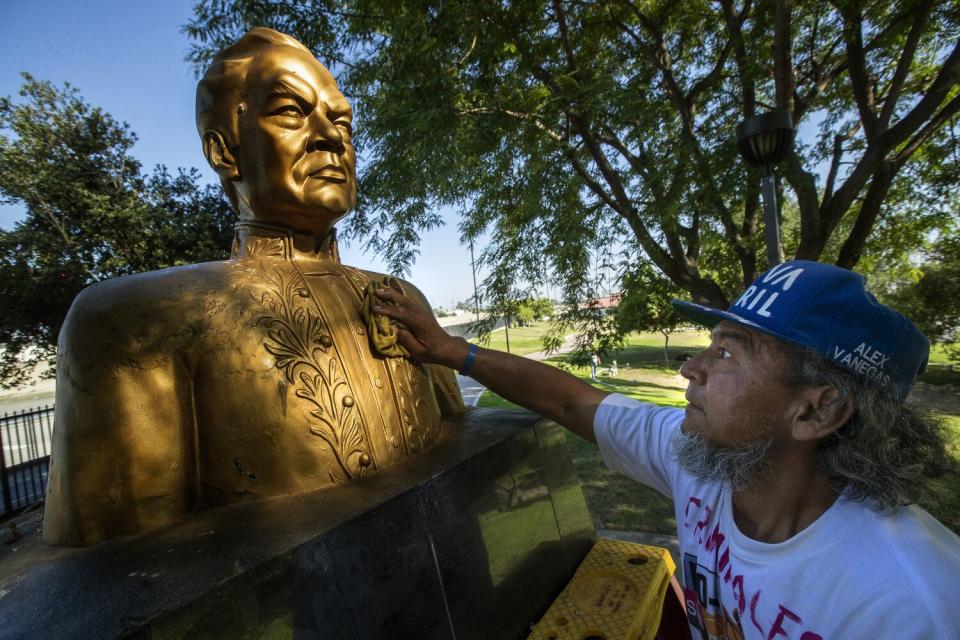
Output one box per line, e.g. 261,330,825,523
594,393,960,640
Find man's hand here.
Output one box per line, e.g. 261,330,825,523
373,287,469,370
376,286,606,442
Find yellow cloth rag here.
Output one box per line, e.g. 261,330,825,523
360,276,410,358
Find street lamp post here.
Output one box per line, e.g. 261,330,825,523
735,111,795,267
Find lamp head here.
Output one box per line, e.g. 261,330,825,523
736,111,795,168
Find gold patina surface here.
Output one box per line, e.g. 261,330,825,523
42,28,463,546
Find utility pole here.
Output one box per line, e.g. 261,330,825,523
504,314,511,354
470,240,480,323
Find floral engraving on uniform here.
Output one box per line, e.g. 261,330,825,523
390,358,437,453
252,265,368,483
242,237,287,259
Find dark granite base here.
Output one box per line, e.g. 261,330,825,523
0,409,595,639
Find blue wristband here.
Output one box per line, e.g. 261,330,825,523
459,343,479,376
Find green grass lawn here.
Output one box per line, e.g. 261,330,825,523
477,328,960,537
470,320,556,356
918,415,960,534
920,344,960,386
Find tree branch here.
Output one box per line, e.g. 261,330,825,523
596,127,657,194
823,133,844,201
529,56,700,290
551,0,579,74
878,0,933,129
792,36,846,121
620,3,744,253
32,196,74,249
457,32,478,67
720,0,757,117
457,104,624,215
794,6,912,122
687,38,734,107
881,40,960,152
779,150,821,258
812,40,960,250
773,0,795,112
893,93,960,165
835,162,895,269
841,6,880,142
597,128,688,264
456,107,567,143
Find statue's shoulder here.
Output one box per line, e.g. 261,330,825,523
61,261,235,348
71,261,232,310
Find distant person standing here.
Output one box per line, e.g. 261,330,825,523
590,352,600,379
609,359,619,376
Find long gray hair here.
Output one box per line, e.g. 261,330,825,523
780,342,952,511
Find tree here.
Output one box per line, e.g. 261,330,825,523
186,1,960,311
529,297,555,320
616,261,686,364
512,296,554,326
885,231,960,364
515,302,535,326
0,75,234,387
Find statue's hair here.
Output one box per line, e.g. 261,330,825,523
779,340,952,511
195,28,313,210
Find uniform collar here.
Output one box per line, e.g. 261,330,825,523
231,221,340,262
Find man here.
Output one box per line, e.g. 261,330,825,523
43,28,462,546
374,260,960,639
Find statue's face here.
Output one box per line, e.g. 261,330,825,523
234,46,356,232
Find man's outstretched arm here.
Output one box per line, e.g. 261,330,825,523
374,288,608,442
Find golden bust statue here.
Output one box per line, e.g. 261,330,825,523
42,28,463,546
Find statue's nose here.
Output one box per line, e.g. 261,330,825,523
307,110,344,154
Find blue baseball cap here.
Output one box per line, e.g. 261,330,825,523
671,260,929,399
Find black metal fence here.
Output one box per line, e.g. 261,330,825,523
0,405,54,518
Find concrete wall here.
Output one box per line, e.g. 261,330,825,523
441,317,506,339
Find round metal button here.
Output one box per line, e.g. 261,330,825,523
342,395,355,407
319,335,333,348
358,453,372,467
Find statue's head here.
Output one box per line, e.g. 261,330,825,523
196,28,356,234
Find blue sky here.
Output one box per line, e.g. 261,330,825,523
0,0,481,308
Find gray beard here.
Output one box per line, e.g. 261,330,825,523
670,430,774,492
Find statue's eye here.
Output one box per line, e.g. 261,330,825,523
268,103,304,118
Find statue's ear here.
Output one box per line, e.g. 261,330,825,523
202,130,239,181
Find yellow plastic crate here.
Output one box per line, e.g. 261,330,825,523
528,538,677,640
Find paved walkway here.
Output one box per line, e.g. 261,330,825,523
455,374,486,407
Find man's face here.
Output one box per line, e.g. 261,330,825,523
679,321,798,451
233,45,356,232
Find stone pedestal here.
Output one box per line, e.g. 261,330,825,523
0,409,595,639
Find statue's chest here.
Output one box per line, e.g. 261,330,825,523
193,258,440,494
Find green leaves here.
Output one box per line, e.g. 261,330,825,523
0,75,234,388
184,1,959,348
